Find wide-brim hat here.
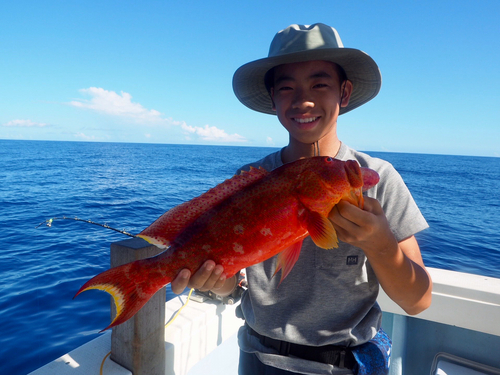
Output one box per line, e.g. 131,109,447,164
233,23,382,115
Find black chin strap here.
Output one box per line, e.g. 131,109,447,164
313,81,345,157
340,81,346,107
314,140,320,156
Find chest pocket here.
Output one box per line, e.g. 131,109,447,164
313,239,365,270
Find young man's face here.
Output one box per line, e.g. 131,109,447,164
270,60,350,145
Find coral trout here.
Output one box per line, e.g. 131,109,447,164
75,157,379,331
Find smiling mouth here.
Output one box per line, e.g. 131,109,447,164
293,117,319,124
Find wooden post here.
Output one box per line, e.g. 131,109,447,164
110,237,166,375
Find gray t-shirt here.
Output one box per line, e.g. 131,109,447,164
237,143,428,373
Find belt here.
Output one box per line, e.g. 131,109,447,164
247,325,356,370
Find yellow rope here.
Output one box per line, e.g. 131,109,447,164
99,351,111,375
166,288,194,328
99,288,194,375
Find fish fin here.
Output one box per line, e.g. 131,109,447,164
343,160,367,208
344,160,363,188
272,240,304,284
361,167,380,192
341,188,364,209
74,257,172,331
303,209,339,249
139,166,269,247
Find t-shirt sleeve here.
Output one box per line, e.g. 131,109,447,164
368,161,428,242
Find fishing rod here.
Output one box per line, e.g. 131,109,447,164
36,216,137,238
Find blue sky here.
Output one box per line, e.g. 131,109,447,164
1,0,499,157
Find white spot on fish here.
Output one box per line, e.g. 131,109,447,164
202,245,212,253
234,224,245,234
260,227,272,236
178,251,187,259
233,243,244,254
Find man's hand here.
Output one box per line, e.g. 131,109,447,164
171,260,233,296
329,197,432,315
328,197,397,255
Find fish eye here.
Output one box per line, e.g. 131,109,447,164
326,157,333,162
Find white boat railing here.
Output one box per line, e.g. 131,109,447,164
30,239,500,375
379,268,500,375
378,267,500,337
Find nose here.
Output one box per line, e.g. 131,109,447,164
292,88,314,110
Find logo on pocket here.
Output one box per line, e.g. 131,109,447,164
346,255,358,266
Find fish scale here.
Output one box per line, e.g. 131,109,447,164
141,166,268,249
75,156,379,331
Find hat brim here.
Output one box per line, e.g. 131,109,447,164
232,48,382,115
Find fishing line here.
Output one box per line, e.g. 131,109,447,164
36,216,137,238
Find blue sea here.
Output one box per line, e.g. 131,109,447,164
1,140,499,374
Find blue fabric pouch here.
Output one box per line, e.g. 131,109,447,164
351,328,392,375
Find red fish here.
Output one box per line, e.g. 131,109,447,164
75,157,379,331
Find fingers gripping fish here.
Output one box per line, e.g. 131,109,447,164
75,157,379,331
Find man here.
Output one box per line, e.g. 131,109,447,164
172,23,432,374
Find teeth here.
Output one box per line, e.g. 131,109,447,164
295,117,317,123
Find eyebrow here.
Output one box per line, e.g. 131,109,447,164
274,71,334,86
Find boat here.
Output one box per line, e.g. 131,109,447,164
29,238,500,375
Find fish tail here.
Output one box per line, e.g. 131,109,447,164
74,257,172,331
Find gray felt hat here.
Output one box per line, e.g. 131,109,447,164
232,23,382,115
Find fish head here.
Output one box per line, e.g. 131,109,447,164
300,157,379,210
312,157,379,190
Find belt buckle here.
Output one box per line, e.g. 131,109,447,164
278,340,291,356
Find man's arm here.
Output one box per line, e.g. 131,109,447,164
329,197,432,315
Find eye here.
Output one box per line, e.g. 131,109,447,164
326,157,333,162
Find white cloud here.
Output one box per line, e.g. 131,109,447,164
266,137,275,146
2,119,48,127
68,87,247,144
181,123,246,143
68,87,165,124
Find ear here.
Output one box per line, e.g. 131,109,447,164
340,80,353,108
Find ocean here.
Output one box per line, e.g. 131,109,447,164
1,140,499,374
